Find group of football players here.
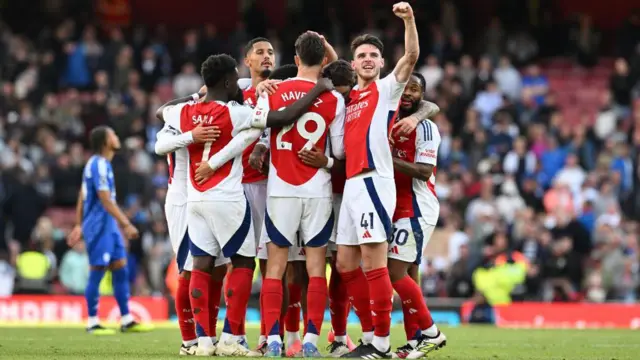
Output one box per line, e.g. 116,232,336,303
153,2,445,358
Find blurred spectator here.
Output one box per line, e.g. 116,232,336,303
522,64,548,106
418,55,443,92
610,58,632,117
506,30,539,67
59,242,89,295
473,80,503,128
493,56,522,101
569,14,601,67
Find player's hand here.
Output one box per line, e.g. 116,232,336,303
298,146,328,168
392,115,419,136
195,161,215,184
261,152,270,174
249,150,265,171
123,223,139,240
256,79,281,96
316,77,334,93
191,123,221,143
392,2,414,19
67,225,82,247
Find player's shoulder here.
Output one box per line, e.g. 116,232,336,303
416,119,440,142
226,100,253,118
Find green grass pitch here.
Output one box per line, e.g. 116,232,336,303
0,324,636,359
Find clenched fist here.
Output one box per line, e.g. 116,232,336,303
393,2,414,20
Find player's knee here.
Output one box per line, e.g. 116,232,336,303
335,245,361,273
259,259,267,277
361,242,388,272
408,263,419,283
305,253,327,278
231,255,256,271
387,258,408,283
211,265,227,281
192,255,215,273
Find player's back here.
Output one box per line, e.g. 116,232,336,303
393,119,440,224
344,74,404,179
81,155,118,239
262,78,345,198
178,100,249,202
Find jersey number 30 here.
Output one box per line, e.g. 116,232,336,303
276,111,326,151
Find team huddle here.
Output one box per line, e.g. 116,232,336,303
72,2,445,359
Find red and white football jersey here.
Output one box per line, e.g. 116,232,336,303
256,77,345,198
163,100,254,202
344,74,405,179
241,87,268,184
392,119,441,225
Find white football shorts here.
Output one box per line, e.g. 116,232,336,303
387,217,435,264
187,200,256,259
244,181,268,260
165,203,229,272
336,173,396,246
262,196,334,249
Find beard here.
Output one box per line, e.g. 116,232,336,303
399,99,420,117
260,68,272,79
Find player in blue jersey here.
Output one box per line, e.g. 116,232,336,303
67,126,153,335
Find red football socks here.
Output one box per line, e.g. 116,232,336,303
393,275,434,336
189,269,211,337
209,277,224,337
225,268,253,335
339,268,373,332
365,267,393,337
329,269,349,336
285,283,302,332
261,278,283,338
176,276,196,341
306,277,327,336
259,290,266,338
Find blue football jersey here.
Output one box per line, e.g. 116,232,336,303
81,155,118,240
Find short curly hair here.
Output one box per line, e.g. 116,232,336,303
201,54,237,88
322,60,355,87
269,64,298,81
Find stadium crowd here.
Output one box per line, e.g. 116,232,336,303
1,2,640,306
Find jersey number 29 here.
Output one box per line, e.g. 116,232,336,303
275,111,326,151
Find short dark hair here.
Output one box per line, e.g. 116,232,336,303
244,37,271,56
269,64,298,80
90,126,109,153
322,60,355,87
201,54,237,88
411,72,426,91
294,32,325,67
350,34,384,55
